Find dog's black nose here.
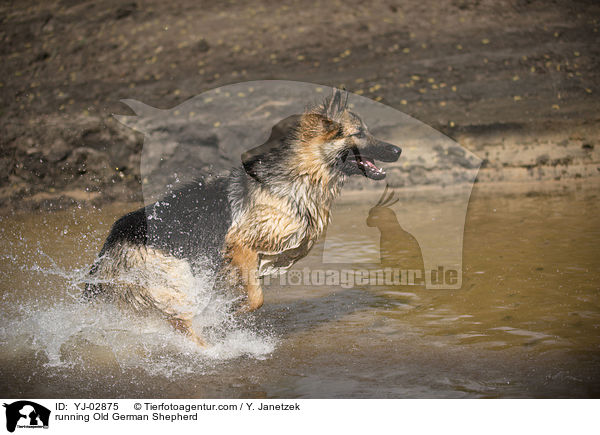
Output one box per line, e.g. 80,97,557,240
386,143,402,157
377,141,402,162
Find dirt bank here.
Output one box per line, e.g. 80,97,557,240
1,0,599,212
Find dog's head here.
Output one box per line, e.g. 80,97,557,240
299,89,402,181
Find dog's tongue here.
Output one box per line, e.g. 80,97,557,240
362,157,385,175
355,155,386,180
364,159,379,171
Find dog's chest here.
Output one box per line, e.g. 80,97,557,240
257,237,315,277
250,180,338,277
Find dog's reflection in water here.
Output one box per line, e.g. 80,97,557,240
367,186,424,274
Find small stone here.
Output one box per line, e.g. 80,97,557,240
115,2,137,19
195,39,210,53
536,154,550,165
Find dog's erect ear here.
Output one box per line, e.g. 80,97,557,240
325,88,348,119
320,116,334,131
318,114,343,140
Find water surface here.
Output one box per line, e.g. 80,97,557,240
1,185,599,398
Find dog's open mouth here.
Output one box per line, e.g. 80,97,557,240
355,155,386,180
350,141,401,180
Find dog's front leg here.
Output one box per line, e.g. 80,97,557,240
227,243,263,313
168,317,207,347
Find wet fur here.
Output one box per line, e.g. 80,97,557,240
85,90,401,345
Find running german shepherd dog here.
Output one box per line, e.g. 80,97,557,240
84,89,401,346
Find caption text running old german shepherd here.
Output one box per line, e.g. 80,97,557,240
84,89,401,346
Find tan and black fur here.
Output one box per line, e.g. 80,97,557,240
85,89,401,346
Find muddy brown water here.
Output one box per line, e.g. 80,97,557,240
1,184,599,398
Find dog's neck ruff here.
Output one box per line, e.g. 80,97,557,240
227,167,344,277
229,164,343,238
286,170,344,237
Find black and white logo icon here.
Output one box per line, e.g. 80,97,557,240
3,401,50,433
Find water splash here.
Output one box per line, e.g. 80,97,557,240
0,259,278,379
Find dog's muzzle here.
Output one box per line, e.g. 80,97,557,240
350,140,401,180
366,140,402,162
